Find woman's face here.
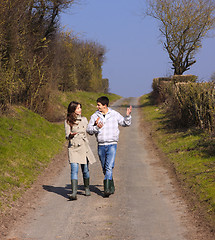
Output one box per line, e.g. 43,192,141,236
75,104,82,115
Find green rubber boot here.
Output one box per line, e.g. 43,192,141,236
110,179,115,194
104,179,111,197
84,178,91,196
69,179,78,200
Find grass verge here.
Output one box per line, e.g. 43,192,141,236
0,106,65,211
0,91,121,211
139,94,215,229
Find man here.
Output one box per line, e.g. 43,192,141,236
86,96,132,197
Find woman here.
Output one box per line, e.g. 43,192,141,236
65,101,96,200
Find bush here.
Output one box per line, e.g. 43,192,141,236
168,82,215,131
151,77,174,104
151,75,215,132
152,75,198,104
172,75,198,83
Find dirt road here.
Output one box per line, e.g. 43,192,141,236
6,97,206,240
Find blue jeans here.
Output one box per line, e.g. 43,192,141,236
70,161,89,180
98,144,117,180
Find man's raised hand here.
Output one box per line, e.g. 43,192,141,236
126,106,132,116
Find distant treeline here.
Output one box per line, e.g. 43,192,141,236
0,0,108,113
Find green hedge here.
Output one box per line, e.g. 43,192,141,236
169,82,215,131
152,76,215,132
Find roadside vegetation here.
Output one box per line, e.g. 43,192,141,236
0,91,120,212
0,0,109,115
0,106,65,209
139,93,215,229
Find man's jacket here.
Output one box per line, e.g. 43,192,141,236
86,108,131,145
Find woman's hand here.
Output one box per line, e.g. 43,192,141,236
69,132,77,139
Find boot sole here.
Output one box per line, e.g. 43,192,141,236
104,191,111,197
68,194,77,200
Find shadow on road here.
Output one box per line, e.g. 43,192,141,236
42,184,103,199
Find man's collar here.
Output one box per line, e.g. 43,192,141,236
98,108,112,116
97,108,107,115
103,107,109,115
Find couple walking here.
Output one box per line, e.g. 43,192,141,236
64,96,132,200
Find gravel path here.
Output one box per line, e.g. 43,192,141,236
6,97,208,240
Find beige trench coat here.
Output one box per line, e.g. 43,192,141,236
64,117,96,164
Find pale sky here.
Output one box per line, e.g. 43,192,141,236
60,0,215,97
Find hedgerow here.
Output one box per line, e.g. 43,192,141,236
152,75,215,133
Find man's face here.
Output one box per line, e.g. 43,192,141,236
97,102,106,113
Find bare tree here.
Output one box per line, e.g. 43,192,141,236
145,0,215,75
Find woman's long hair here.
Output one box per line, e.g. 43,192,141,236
66,101,82,127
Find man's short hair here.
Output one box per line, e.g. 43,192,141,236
97,96,109,106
